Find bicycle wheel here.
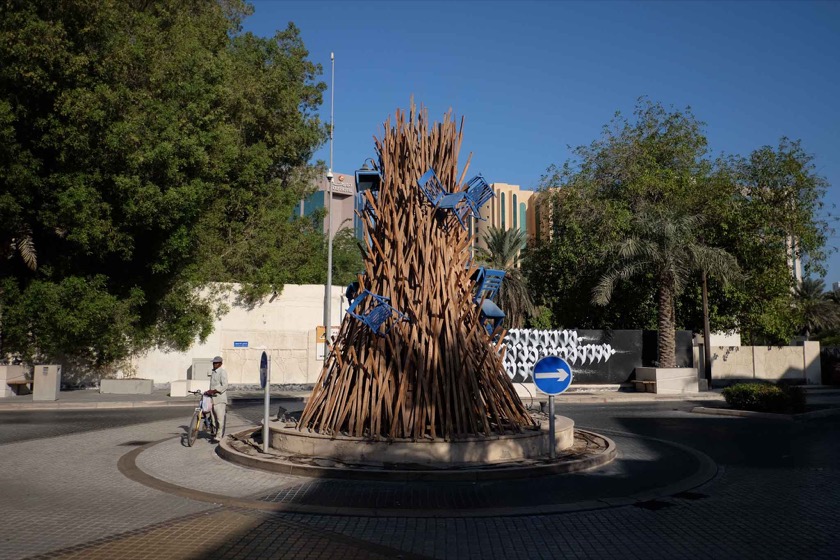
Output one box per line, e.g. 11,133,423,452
187,410,200,447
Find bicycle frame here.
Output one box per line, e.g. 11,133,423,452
186,391,217,446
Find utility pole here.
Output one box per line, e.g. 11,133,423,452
324,52,335,351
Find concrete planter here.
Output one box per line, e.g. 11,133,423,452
635,367,699,394
99,378,153,395
270,416,575,467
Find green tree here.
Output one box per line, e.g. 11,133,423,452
475,227,535,328
529,99,830,346
527,98,709,331
593,208,741,368
523,187,658,330
0,0,327,368
794,278,839,340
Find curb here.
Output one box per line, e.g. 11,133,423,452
216,427,617,482
691,406,840,421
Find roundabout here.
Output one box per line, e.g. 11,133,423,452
120,414,717,518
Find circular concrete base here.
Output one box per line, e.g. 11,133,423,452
219,426,615,481
269,416,575,468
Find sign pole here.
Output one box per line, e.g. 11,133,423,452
548,394,556,460
532,355,572,462
263,356,270,453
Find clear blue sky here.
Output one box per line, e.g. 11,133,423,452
243,0,840,281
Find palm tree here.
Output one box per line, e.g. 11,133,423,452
1,226,36,360
475,227,535,328
592,208,740,368
2,226,37,271
795,278,840,339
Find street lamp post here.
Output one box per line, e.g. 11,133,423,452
324,52,335,353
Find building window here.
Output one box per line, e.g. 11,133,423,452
520,203,527,234
512,194,518,229
500,192,506,229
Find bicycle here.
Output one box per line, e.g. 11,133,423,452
186,390,217,446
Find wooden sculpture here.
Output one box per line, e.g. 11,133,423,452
297,102,536,440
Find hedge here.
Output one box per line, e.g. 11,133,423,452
722,382,806,414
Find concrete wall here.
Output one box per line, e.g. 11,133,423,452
131,284,344,385
710,342,821,385
505,329,694,387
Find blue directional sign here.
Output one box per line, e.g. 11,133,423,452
259,351,268,389
234,341,248,348
532,356,573,396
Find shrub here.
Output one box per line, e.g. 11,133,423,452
722,382,806,414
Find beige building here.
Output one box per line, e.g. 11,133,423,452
473,182,537,253
131,284,345,388
530,187,562,244
298,171,359,237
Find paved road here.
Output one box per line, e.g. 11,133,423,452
2,401,839,559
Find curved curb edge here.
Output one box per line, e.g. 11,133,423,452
217,428,616,482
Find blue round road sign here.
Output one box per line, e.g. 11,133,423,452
259,351,268,389
532,356,573,396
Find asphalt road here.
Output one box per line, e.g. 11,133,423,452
3,400,839,471
231,398,840,469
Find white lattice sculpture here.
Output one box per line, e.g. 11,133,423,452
501,329,617,379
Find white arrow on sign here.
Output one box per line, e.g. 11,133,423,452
534,369,570,382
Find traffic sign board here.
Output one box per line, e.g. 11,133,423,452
259,351,268,389
532,356,573,395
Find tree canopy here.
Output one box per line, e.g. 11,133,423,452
526,98,830,346
0,0,337,369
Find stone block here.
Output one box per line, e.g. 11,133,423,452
635,367,699,394
0,365,29,398
33,364,61,401
170,379,209,397
170,380,188,397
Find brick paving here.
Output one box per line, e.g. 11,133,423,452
280,463,840,559
25,509,428,560
0,416,215,560
2,402,839,559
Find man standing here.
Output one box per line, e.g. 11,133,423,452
207,356,228,442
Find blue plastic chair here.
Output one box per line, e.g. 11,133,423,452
417,168,446,206
418,169,496,231
436,192,471,229
346,290,409,336
463,175,494,219
473,267,506,334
